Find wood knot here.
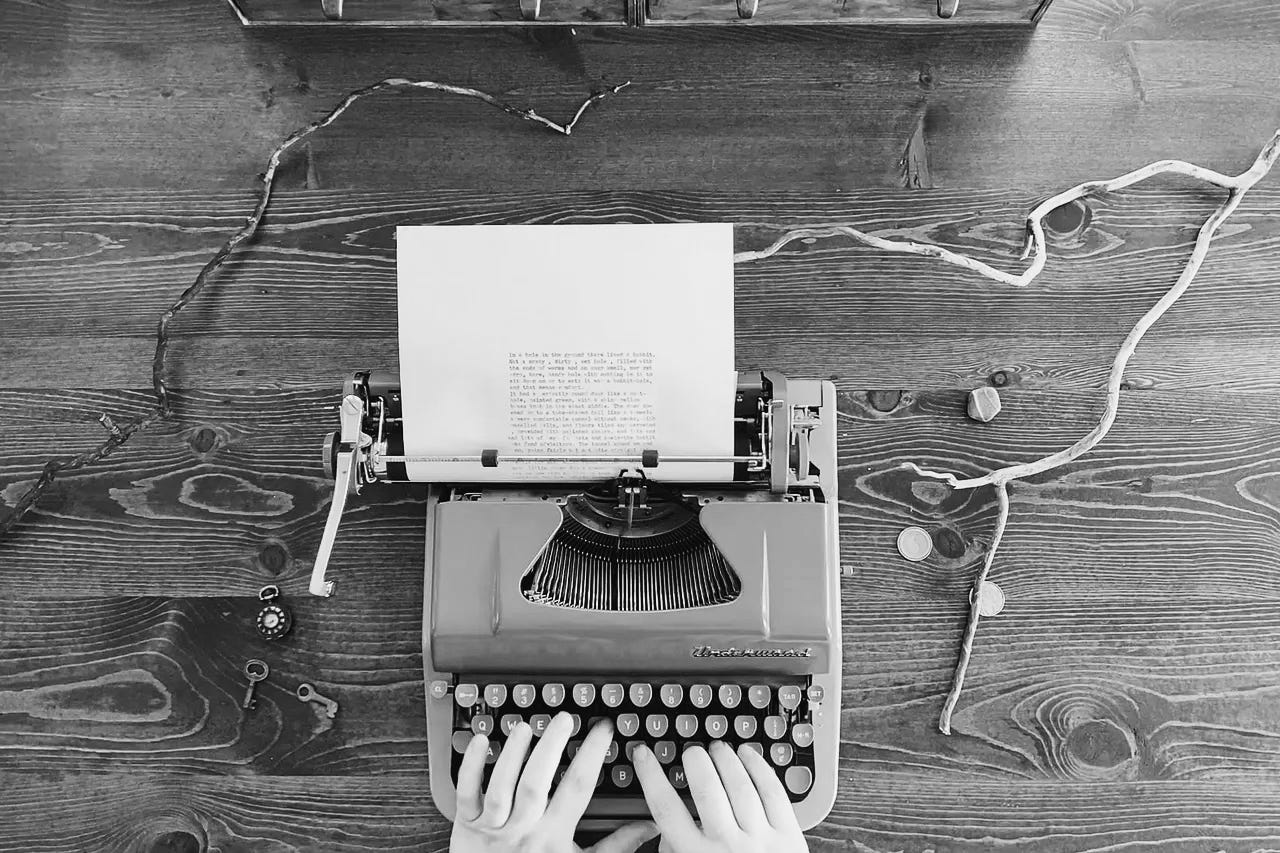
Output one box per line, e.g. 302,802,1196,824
989,370,1011,387
1043,199,1092,239
1066,719,1136,768
932,526,965,559
148,831,203,853
867,390,903,412
917,63,935,88
257,540,291,575
187,427,220,456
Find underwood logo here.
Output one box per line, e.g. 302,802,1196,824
691,645,812,659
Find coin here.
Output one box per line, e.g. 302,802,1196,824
970,580,1005,617
896,526,933,562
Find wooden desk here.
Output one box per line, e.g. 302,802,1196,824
3,2,1280,850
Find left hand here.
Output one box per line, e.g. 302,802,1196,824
450,711,658,853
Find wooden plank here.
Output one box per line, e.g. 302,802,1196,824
14,332,1280,392
2,770,1279,852
5,387,1280,600
3,592,1280,783
1037,0,1280,41
4,1,1279,191
2,184,1278,390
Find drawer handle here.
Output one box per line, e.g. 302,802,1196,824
520,0,542,18
736,0,758,17
937,0,959,17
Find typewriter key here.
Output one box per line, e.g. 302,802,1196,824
255,585,292,641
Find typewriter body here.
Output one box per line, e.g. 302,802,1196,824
312,368,841,829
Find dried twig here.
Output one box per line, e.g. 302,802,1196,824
0,78,629,540
736,128,1280,733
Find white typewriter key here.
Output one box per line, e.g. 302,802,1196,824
654,741,676,764
530,714,552,736
542,683,566,708
451,731,474,754
748,685,772,709
660,684,684,708
604,742,619,763
791,723,815,749
568,714,582,736
629,683,653,708
734,715,758,738
770,743,794,766
500,714,522,736
513,684,537,708
806,684,825,704
646,715,669,737
566,741,582,759
616,713,640,737
471,715,494,735
777,686,802,711
601,683,625,708
484,684,508,708
669,766,688,789
784,765,813,795
740,742,764,758
689,684,713,709
455,683,479,707
705,714,729,739
718,685,742,709
572,684,596,707
675,714,699,738
763,715,787,740
624,741,644,761
612,765,634,788
485,742,502,764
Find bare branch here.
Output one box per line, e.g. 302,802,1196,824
0,79,629,540
736,128,1280,733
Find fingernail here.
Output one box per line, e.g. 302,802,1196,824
633,743,651,763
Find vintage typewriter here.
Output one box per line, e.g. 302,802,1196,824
311,368,841,829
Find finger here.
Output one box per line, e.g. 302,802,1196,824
546,717,613,824
587,821,659,853
632,744,701,846
737,742,800,830
480,721,533,827
455,732,488,822
682,744,738,838
709,741,768,831
509,711,575,825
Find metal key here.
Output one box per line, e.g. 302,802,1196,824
242,659,269,709
297,682,339,718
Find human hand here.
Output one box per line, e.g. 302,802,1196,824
450,711,658,853
633,741,809,853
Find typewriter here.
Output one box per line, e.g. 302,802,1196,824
311,368,841,829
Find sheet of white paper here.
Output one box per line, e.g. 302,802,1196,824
396,223,737,483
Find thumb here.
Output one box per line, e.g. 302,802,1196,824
587,821,660,853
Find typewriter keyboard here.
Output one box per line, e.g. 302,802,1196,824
447,677,821,814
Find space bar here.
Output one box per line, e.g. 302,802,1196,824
584,795,696,818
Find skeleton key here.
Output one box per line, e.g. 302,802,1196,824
242,659,269,710
296,682,339,718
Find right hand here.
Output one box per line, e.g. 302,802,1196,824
631,741,810,853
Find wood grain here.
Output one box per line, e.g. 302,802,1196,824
3,2,1280,192
6,0,1280,849
3,590,1280,790
5,387,1280,603
2,183,1278,390
645,0,1045,25
2,771,1278,853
